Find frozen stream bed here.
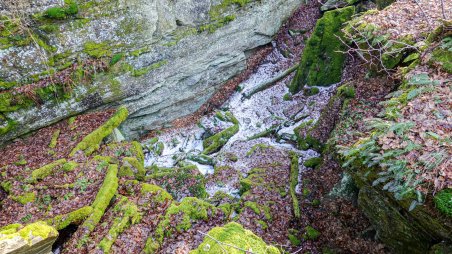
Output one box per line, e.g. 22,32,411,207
143,44,338,198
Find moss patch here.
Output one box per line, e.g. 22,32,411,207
79,164,118,241
434,189,452,217
98,196,141,253
31,159,67,182
290,152,300,218
190,222,280,254
12,192,36,205
303,225,320,240
0,221,58,244
83,41,112,58
49,130,61,148
46,206,93,230
303,157,323,168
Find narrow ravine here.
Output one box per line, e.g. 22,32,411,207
143,35,337,200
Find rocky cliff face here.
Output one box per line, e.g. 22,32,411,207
0,0,303,144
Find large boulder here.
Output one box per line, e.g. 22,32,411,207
0,0,304,145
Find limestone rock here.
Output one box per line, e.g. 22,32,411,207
0,0,304,145
0,222,58,254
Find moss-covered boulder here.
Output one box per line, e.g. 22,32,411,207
290,6,355,93
190,222,280,254
0,221,58,254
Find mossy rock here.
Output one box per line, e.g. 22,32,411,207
0,221,58,254
303,226,320,240
290,6,355,93
190,222,280,254
303,157,323,168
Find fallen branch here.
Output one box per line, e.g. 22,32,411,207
242,64,299,100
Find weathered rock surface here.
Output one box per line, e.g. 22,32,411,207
0,0,304,145
0,222,58,254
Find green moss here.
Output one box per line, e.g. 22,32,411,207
1,181,12,194
199,15,236,33
312,199,321,207
62,161,78,172
304,87,320,96
83,41,112,58
141,183,173,204
98,196,141,252
121,157,145,180
209,0,250,21
283,93,293,101
290,152,300,218
0,114,17,135
43,1,79,19
298,135,324,152
337,85,356,98
203,112,239,155
190,222,280,254
430,47,452,74
80,164,118,239
288,233,301,246
290,6,355,93
187,153,215,165
0,221,58,244
70,107,128,156
434,189,452,217
46,206,93,230
244,201,261,214
12,192,36,205
119,165,135,178
304,157,323,168
256,220,268,230
303,226,320,240
49,129,61,148
129,144,145,161
131,60,168,77
0,224,21,234
110,53,124,66
148,197,221,252
246,143,272,156
31,159,67,182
